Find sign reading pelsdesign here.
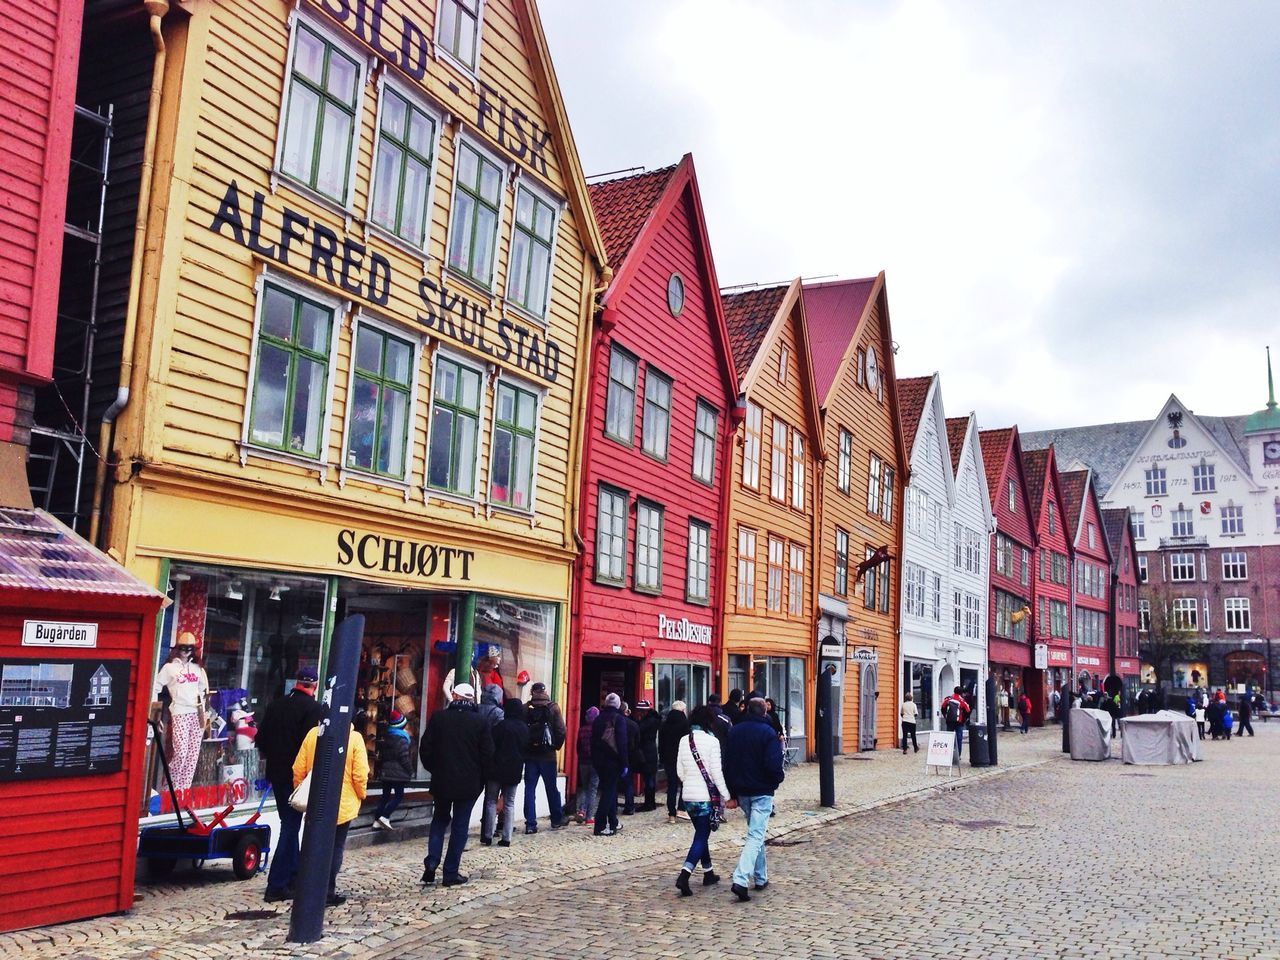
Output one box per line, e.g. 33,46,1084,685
337,529,474,581
657,614,712,645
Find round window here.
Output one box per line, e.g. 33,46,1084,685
667,273,685,317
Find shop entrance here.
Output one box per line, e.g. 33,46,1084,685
858,661,878,751
580,656,640,720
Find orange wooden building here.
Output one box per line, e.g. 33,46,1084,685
720,280,823,756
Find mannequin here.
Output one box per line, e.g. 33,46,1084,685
152,631,210,794
231,698,257,751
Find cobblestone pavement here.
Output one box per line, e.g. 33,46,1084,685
11,723,1277,958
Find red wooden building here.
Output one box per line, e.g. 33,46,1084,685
0,0,83,449
1059,467,1113,692
979,428,1041,721
1102,506,1141,700
569,156,738,768
1022,445,1072,718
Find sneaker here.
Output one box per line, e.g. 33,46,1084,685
524,826,538,835
376,815,394,831
596,827,615,836
497,839,511,847
326,892,347,906
442,874,469,888
420,867,436,886
583,818,594,826
370,817,385,831
612,823,624,833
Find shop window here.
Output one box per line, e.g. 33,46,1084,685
686,520,710,604
787,544,805,615
427,355,482,496
736,526,757,609
692,400,717,485
490,380,538,510
345,322,414,479
790,431,805,509
634,501,663,594
507,184,558,318
436,0,482,72
834,528,849,597
472,594,556,704
770,419,788,501
766,536,784,612
595,485,627,585
370,85,437,247
641,367,673,460
654,662,709,717
248,282,334,459
604,345,637,444
447,139,503,288
278,21,362,203
741,402,762,489
837,429,852,493
750,656,806,745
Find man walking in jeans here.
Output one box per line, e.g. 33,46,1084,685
723,698,785,902
419,683,493,887
522,682,567,833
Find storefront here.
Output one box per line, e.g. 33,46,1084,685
727,654,807,756
903,658,935,733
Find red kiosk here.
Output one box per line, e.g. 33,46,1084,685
0,507,163,933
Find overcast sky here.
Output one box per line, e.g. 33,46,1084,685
541,0,1280,432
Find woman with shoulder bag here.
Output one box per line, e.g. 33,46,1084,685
672,705,733,897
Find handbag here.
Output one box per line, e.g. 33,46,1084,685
289,771,312,812
687,733,725,828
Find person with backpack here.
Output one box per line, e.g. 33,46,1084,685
371,709,413,832
591,693,628,836
574,705,600,825
481,698,529,847
724,698,785,902
1017,691,1033,734
659,701,689,823
673,705,732,897
940,686,970,752
522,681,567,834
633,700,661,812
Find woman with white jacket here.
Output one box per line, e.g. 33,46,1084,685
673,705,732,896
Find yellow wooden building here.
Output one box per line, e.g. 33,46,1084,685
88,0,605,812
803,274,908,752
720,279,824,756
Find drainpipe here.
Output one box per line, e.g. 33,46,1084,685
89,0,170,546
715,394,747,698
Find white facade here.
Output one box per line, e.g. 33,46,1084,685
898,375,993,731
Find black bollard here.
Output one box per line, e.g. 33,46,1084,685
1061,690,1073,754
817,664,836,808
287,615,365,945
985,675,998,766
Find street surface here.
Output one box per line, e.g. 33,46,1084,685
5,723,1278,959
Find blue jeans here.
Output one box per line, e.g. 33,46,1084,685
682,803,714,873
424,795,478,880
266,781,302,892
575,763,598,820
523,759,564,828
374,781,405,820
482,780,519,842
732,794,773,887
950,724,964,753
1019,712,1029,734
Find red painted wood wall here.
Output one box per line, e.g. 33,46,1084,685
1030,450,1073,686
1071,478,1112,678
1111,516,1141,680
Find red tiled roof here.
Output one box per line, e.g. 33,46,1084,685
586,164,679,266
0,508,163,598
945,416,969,472
721,285,789,378
800,278,877,401
896,376,933,450
1021,447,1050,525
978,428,1013,510
1057,469,1089,542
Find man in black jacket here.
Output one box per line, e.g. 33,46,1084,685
633,700,661,812
620,702,642,815
723,698,785,902
590,693,628,836
419,683,494,887
255,666,323,902
658,701,689,822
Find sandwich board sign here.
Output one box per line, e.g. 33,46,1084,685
925,730,959,776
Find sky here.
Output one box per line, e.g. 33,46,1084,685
539,0,1280,432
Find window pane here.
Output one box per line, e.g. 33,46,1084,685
261,287,294,341
381,89,407,136
346,377,378,470
457,143,478,189
281,86,320,181
355,325,382,374
516,187,534,227
508,232,530,305
290,356,326,455
428,407,454,487
384,337,412,385
438,0,459,58
448,192,475,270
456,11,476,68
496,383,516,423
458,367,481,411
534,199,554,240
517,392,536,431
513,434,533,509
316,103,352,198
526,243,550,314
293,28,326,83
400,156,430,244
325,49,359,106
479,157,501,204
455,413,477,492
472,204,497,282
297,301,330,354
371,142,403,229
407,109,432,156
378,386,408,476
250,342,289,447
490,428,513,504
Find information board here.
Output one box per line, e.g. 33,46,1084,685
0,657,131,781
925,730,957,769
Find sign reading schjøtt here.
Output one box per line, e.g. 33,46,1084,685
21,621,98,648
657,615,712,645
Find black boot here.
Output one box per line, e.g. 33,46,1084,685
731,883,751,902
703,870,720,886
676,869,693,897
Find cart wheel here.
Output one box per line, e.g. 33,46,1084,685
145,858,176,879
231,834,263,880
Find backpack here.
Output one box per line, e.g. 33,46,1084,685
1223,710,1234,732
599,714,619,756
527,705,554,752
944,698,963,726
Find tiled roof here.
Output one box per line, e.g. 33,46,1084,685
1021,447,1049,524
1101,507,1131,559
896,376,933,451
0,508,163,598
721,285,789,378
1058,469,1089,541
800,278,877,402
945,416,969,472
978,428,1013,510
586,164,679,266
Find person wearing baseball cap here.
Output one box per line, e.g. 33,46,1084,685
256,665,323,902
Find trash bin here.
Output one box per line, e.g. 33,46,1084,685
969,724,991,766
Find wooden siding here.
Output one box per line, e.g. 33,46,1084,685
987,432,1037,667
107,0,598,575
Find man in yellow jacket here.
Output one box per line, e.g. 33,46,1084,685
293,722,369,906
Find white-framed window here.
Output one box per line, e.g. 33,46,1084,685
427,352,484,496
1169,552,1196,582
1131,511,1145,540
837,429,852,493
507,183,560,319
1020,547,1030,587
790,431,805,509
1137,555,1148,583
435,0,484,72
929,501,942,545
369,81,440,248
1047,500,1056,535
447,137,506,288
276,18,365,205
1170,507,1194,538
953,522,963,569
1192,462,1215,493
882,466,895,523
641,366,673,461
1222,551,1248,580
903,562,921,618
931,573,942,622
489,376,540,511
953,590,963,636
771,418,788,501
1221,504,1244,536
1087,523,1096,549
245,279,338,462
1137,598,1151,633
736,527,757,609
343,318,417,481
686,522,716,604
834,528,849,597
1224,597,1251,632
969,530,982,574
777,343,789,385
1275,498,1280,532
692,400,718,485
867,453,882,514
633,500,663,594
594,485,627,585
742,402,762,490
1171,597,1198,631
604,345,637,444
1145,465,1167,497
1007,478,1016,512
766,537,784,612
787,544,805,615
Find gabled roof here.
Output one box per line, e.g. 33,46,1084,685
800,277,877,401
896,376,933,449
1021,448,1050,526
945,416,969,472
587,164,678,266
978,428,1014,509
722,285,789,376
1058,469,1089,538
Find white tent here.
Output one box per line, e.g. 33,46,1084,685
1069,707,1113,761
1118,710,1201,765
